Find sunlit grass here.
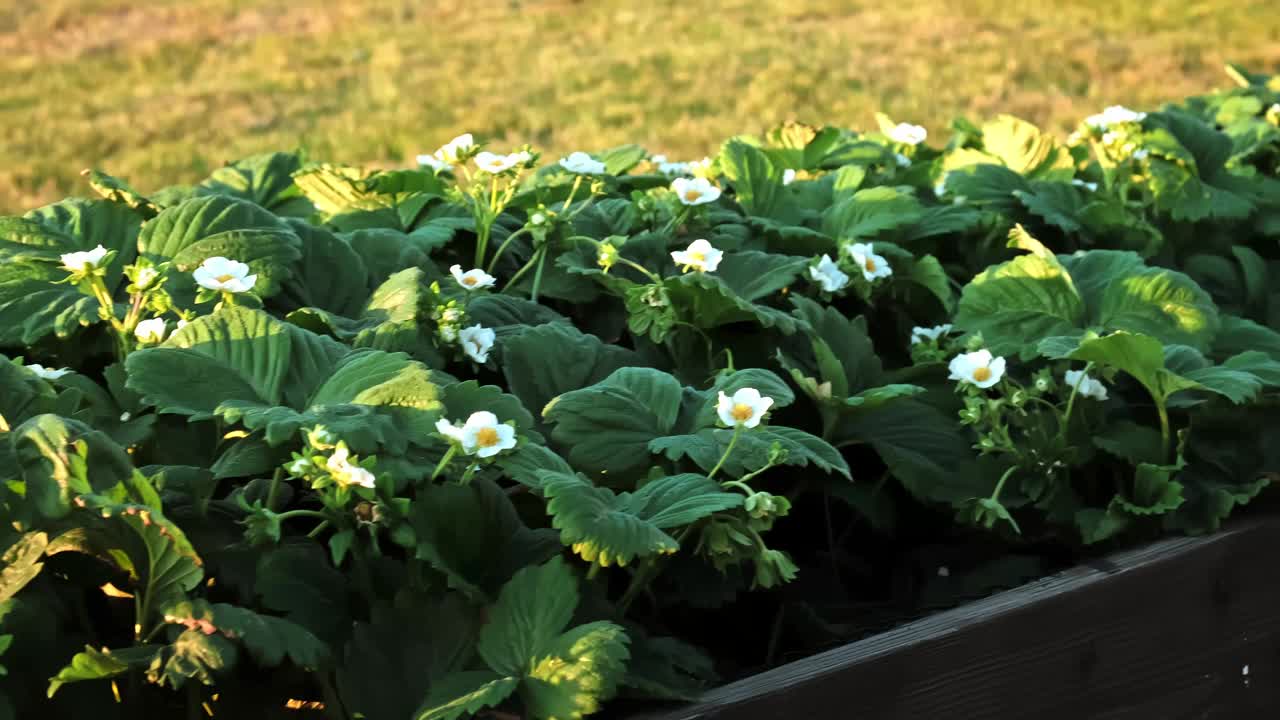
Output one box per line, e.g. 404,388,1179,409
1,0,1277,212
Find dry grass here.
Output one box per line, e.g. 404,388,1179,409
1,0,1277,212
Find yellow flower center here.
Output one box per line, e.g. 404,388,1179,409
731,403,754,422
864,258,877,272
973,366,992,382
684,189,702,202
215,274,235,283
463,275,478,286
688,251,706,263
476,427,500,447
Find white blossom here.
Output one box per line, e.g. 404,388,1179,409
671,176,721,206
434,133,475,164
25,363,71,380
459,324,495,363
559,151,607,175
910,324,953,345
435,418,465,443
1072,179,1099,192
475,151,523,174
658,161,691,176
326,444,376,488
888,123,927,146
846,242,892,281
417,153,452,172
192,257,257,294
134,317,168,344
716,387,774,429
948,350,1007,389
60,245,109,273
1064,369,1108,401
808,254,849,292
449,264,496,291
670,238,723,273
650,154,668,164
1085,105,1146,130
458,411,517,458
782,168,797,185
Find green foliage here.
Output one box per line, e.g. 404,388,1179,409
5,70,1280,718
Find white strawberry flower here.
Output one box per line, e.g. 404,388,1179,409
192,257,257,293
25,363,71,380
475,151,519,174
688,157,715,178
435,133,475,164
782,168,797,185
134,317,168,344
326,444,376,489
60,245,109,273
846,242,892,281
809,254,849,292
948,349,1007,389
459,324,495,363
650,154,668,164
417,153,452,172
671,176,721,206
1072,179,1099,192
716,387,774,429
1131,148,1150,161
658,161,692,176
1085,105,1146,130
458,411,517,458
133,266,160,289
449,264,496,291
670,238,723,273
910,324,953,345
888,123,927,146
1064,369,1108,401
435,418,465,443
559,151,607,175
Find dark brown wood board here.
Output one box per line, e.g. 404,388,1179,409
621,517,1280,720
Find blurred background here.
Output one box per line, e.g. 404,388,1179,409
2,0,1277,213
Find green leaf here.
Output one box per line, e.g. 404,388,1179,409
0,532,47,603
278,219,369,316
0,359,57,434
955,250,1084,358
622,633,717,701
410,478,559,600
650,426,849,479
160,600,329,669
0,199,141,343
1039,332,1201,403
822,186,923,240
1093,421,1164,465
522,621,631,720
663,251,806,336
415,672,519,720
137,194,302,301
147,628,237,689
194,152,313,216
255,543,350,648
47,645,161,697
719,139,784,218
500,323,640,417
544,368,683,474
476,557,580,676
908,254,956,311
979,115,1073,178
11,415,134,519
540,472,742,567
1114,463,1185,515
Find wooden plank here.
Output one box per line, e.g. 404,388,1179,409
620,517,1280,720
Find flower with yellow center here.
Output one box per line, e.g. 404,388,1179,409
451,411,517,458
948,350,1006,389
25,363,71,380
670,238,723,273
192,256,257,293
475,151,520,174
671,176,721,206
846,242,892,282
325,443,377,489
449,264,496,291
716,387,774,429
134,317,168,344
60,245,110,273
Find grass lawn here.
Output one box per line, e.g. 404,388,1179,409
1,0,1277,213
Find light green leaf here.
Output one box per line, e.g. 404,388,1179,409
540,472,742,567
0,532,47,603
415,672,519,720
146,628,237,689
822,186,923,240
476,557,580,676
160,600,329,669
11,415,134,519
979,114,1073,178
719,139,784,218
544,368,683,474
195,152,313,216
47,645,162,697
955,250,1084,358
522,621,631,720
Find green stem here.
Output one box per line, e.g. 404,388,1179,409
561,174,584,213
530,246,549,303
1157,400,1172,462
501,246,545,294
307,520,331,539
989,465,1018,502
265,467,284,512
485,227,529,274
474,219,493,268
707,426,742,481
275,509,329,523
1058,361,1093,440
586,564,601,581
220,291,237,308
721,479,755,494
431,445,458,481
617,526,693,615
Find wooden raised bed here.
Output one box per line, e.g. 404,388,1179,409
622,517,1280,720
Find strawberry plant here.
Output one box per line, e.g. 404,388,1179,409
3,66,1280,719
